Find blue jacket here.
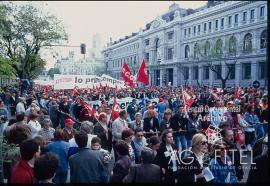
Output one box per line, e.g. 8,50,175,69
47,140,70,172
209,156,238,184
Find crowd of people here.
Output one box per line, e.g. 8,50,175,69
0,84,268,183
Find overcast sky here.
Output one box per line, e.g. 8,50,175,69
13,1,207,69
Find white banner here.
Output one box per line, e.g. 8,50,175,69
53,74,125,90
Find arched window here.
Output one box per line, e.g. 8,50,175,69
260,30,267,49
194,43,198,58
216,39,223,55
185,45,190,58
243,33,252,52
204,41,210,56
229,36,237,54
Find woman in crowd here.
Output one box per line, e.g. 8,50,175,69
187,111,202,149
110,140,131,183
47,129,70,184
130,127,147,164
147,135,160,163
155,129,179,183
121,129,135,164
129,112,144,131
93,112,112,152
38,118,55,143
27,113,41,138
179,133,208,183
143,109,159,138
159,109,173,132
209,141,238,184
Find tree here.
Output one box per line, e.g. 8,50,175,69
194,36,251,89
0,2,68,80
47,67,60,79
0,55,17,78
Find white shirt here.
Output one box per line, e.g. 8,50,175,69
27,120,41,138
16,102,25,113
69,134,97,148
112,117,128,141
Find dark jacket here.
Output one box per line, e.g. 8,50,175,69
159,119,172,132
93,123,112,152
247,154,268,183
155,143,179,183
143,117,159,138
186,118,202,140
179,151,206,183
123,164,161,183
69,148,104,183
171,112,188,136
110,155,131,183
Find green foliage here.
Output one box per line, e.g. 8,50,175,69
0,2,68,80
0,56,17,78
0,135,19,162
47,67,60,78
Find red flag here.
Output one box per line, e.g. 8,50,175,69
121,63,135,87
137,59,149,85
72,86,79,97
111,97,120,121
189,83,194,95
80,98,98,118
235,86,241,99
181,85,194,112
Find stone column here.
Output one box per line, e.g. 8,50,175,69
251,61,257,82
160,69,163,86
198,64,203,85
209,67,214,87
235,62,241,86
173,65,178,86
188,64,192,84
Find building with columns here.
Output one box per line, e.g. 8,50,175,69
102,1,267,87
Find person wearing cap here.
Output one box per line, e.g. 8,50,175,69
63,118,77,142
38,118,55,143
247,135,268,183
27,113,41,138
94,112,112,152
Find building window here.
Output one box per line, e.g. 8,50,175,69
215,20,218,30
259,62,267,79
194,43,198,58
145,53,149,61
194,26,196,34
198,25,201,34
250,9,255,22
204,23,207,33
260,6,265,17
216,39,223,55
243,11,247,23
203,66,209,80
242,63,251,79
188,28,191,36
221,18,224,29
228,16,232,27
215,65,222,80
168,32,174,40
229,36,237,54
185,45,190,58
209,22,212,32
193,66,198,80
235,14,238,25
167,47,173,60
204,41,210,56
260,30,267,49
184,29,187,37
184,67,189,80
243,33,252,53
145,39,149,46
228,64,235,79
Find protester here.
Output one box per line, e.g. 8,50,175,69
59,96,71,128
122,129,136,164
159,108,173,132
143,109,159,138
112,110,129,141
130,127,147,164
187,111,202,149
47,129,70,183
16,97,26,114
123,147,160,183
69,131,104,183
127,98,140,121
62,118,77,142
38,117,55,143
147,135,160,163
179,133,208,183
129,112,144,131
27,113,42,138
156,97,167,122
155,129,179,183
0,99,8,133
10,139,40,183
110,140,131,183
34,152,59,183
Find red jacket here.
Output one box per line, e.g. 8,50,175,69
11,159,35,183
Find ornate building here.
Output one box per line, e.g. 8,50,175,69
102,1,267,87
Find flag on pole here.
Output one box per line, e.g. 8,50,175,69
121,63,136,87
111,97,120,121
72,86,79,97
137,59,149,85
181,85,194,112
